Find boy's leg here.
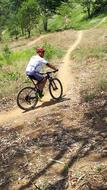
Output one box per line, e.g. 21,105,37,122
37,77,47,92
28,71,47,93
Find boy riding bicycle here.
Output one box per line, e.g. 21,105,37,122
26,47,58,98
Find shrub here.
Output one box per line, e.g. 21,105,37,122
42,42,64,60
3,44,12,65
3,71,20,81
84,92,96,102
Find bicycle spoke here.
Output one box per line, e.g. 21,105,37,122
17,87,38,110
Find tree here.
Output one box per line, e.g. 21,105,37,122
78,0,107,18
57,1,74,29
80,0,95,18
0,0,10,40
18,0,39,38
93,0,107,14
37,0,69,31
8,14,20,39
9,0,25,12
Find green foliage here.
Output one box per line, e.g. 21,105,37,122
3,44,12,64
42,42,64,60
35,0,69,31
1,0,107,37
84,93,95,102
18,0,39,38
79,0,107,18
10,48,35,62
3,71,20,81
0,0,10,40
48,15,64,31
63,164,69,173
96,164,103,173
0,54,4,67
8,15,20,39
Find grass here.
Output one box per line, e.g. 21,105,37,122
98,79,107,91
48,15,64,32
0,43,64,98
71,13,106,30
71,46,107,63
71,45,107,101
0,5,107,101
84,93,96,102
48,4,107,31
0,43,64,65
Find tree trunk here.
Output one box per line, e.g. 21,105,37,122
87,6,91,18
21,25,24,36
27,29,31,38
43,15,48,31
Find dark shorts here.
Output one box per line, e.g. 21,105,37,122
26,71,44,82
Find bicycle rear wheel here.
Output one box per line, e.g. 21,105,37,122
49,78,63,99
17,86,38,110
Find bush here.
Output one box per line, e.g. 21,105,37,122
3,71,20,81
42,42,64,60
3,44,12,65
84,92,96,102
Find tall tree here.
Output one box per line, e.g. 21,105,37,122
93,0,107,14
37,0,69,31
0,0,10,40
9,0,25,12
80,0,95,18
57,1,73,29
7,0,26,38
18,0,39,38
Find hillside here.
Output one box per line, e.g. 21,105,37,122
0,20,107,190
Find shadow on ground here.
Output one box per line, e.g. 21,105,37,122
23,96,70,113
0,93,107,190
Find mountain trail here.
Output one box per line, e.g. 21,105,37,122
0,30,83,125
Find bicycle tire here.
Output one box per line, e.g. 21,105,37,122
17,86,38,111
49,78,63,99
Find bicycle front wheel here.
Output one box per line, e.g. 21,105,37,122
17,86,38,111
49,78,63,99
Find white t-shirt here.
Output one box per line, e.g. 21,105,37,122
26,55,48,73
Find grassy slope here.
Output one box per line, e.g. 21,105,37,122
1,26,107,189
48,4,107,30
0,8,107,190
71,27,107,97
0,5,107,100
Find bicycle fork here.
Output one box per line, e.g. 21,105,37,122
50,79,58,91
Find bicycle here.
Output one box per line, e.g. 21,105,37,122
17,70,63,111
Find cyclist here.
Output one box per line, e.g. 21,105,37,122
26,47,58,98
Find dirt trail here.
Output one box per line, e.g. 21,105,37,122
26,35,45,47
58,30,83,91
0,31,83,125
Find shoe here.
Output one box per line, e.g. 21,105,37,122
36,90,44,99
38,91,44,98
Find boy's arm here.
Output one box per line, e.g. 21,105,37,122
46,63,58,71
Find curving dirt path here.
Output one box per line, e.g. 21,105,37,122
0,31,83,125
26,35,46,47
58,30,83,91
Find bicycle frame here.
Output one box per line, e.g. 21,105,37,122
29,71,57,88
17,70,63,110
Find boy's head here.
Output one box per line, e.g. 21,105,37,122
36,48,45,57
